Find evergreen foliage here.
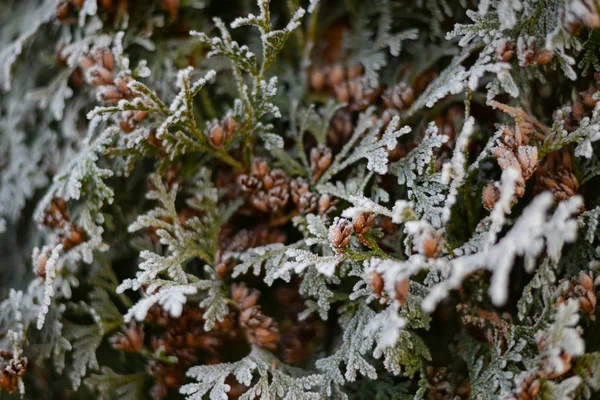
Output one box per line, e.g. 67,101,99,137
2,0,600,399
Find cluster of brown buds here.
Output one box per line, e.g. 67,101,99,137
352,212,376,246
42,198,85,252
483,128,539,210
309,63,381,111
561,0,600,33
506,375,540,400
516,37,554,67
0,350,27,394
112,306,225,400
110,322,145,353
205,116,236,149
329,217,353,253
424,365,472,400
381,81,414,125
238,160,290,213
369,272,410,306
535,149,580,204
80,49,149,133
425,366,450,400
232,284,280,351
310,145,332,181
557,271,597,318
290,178,336,215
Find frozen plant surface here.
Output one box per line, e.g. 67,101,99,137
2,0,600,399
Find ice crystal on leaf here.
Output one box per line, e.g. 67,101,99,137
118,172,233,328
423,193,582,310
391,122,447,187
182,346,322,400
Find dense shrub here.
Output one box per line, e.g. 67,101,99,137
1,0,600,399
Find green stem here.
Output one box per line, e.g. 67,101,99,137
361,234,389,259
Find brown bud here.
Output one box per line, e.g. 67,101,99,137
579,272,594,291
96,68,115,86
261,171,286,193
580,295,596,314
347,63,363,80
36,252,49,279
501,128,522,150
231,283,249,303
216,263,228,278
297,193,317,213
514,175,526,198
250,191,269,212
56,3,70,22
134,110,148,122
422,231,442,259
395,279,410,306
266,186,289,211
239,291,259,310
161,0,180,17
69,226,84,245
495,39,515,62
535,51,554,65
70,67,84,88
318,194,334,215
386,82,414,110
208,124,225,149
330,218,353,252
310,145,332,180
353,212,375,237
310,69,326,91
239,174,262,193
116,78,133,98
482,182,501,211
79,56,95,70
517,146,538,180
110,324,145,353
223,116,236,136
99,87,122,103
528,380,540,399
119,119,135,133
493,146,521,173
251,159,269,178
328,65,345,86
572,102,585,121
334,83,350,103
369,271,384,297
348,79,361,101
290,178,309,204
100,50,114,71
582,91,599,109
